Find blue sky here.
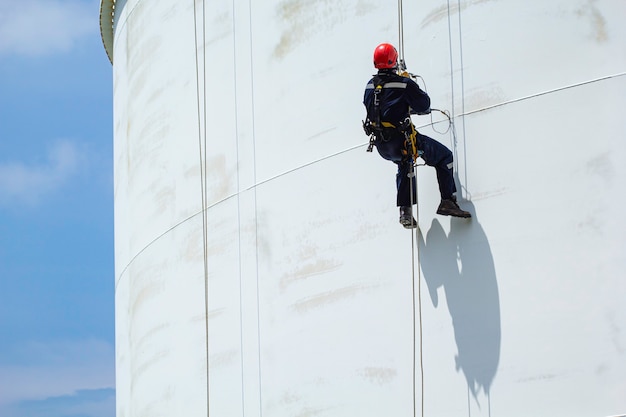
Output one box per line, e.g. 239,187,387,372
0,1,115,416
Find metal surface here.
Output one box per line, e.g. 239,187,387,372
105,0,626,416
99,0,115,63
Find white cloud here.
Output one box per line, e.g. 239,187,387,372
0,338,115,407
0,0,97,56
0,139,84,206
5,389,116,417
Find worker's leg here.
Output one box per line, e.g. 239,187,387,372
416,133,456,199
396,158,417,207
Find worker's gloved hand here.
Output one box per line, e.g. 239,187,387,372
417,108,431,115
399,71,420,81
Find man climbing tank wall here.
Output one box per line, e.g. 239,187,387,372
101,0,626,416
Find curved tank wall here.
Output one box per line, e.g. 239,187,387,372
104,0,626,416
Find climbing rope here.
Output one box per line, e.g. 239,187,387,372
413,201,425,417
193,0,211,415
396,0,424,415
397,0,405,61
407,162,424,417
398,0,424,417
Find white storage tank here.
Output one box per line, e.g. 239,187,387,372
100,0,626,416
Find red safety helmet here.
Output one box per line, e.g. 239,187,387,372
373,43,398,69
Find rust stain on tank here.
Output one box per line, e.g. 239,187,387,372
273,0,357,59
131,349,168,379
291,284,369,313
131,280,165,316
355,0,376,17
127,34,161,98
279,390,301,405
274,0,302,58
206,11,232,46
153,184,175,216
206,154,235,202
294,407,328,417
464,84,507,111
575,0,608,42
207,307,226,320
353,221,385,241
280,258,341,291
210,348,239,368
183,225,204,263
357,366,397,385
132,322,170,351
205,220,237,256
421,0,494,28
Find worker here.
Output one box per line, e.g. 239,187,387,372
363,42,471,228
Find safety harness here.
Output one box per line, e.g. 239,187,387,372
363,75,419,158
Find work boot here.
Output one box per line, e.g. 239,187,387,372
399,206,418,229
437,196,472,218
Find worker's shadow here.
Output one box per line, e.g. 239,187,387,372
418,201,501,404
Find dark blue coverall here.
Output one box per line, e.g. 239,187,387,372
363,70,456,207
